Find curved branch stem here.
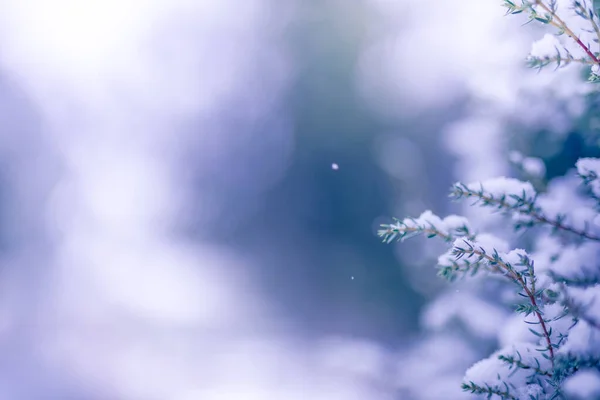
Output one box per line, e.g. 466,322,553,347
470,248,555,366
536,0,600,64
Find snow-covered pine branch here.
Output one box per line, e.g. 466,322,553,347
377,1,600,398
379,173,600,398
504,0,600,81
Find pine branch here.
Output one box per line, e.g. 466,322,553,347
573,1,600,47
451,183,600,242
527,54,595,70
534,0,600,65
462,381,518,400
499,353,553,378
553,353,600,381
452,242,555,365
379,218,557,366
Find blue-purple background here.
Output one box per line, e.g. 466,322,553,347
0,1,597,399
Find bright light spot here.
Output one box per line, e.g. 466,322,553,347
331,163,339,170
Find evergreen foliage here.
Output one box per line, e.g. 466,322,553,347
380,2,600,398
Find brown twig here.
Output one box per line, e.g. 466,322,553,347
381,223,556,366
536,0,600,64
471,248,555,366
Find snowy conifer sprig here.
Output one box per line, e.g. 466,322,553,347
503,0,600,81
379,170,600,398
450,178,600,242
461,380,519,400
377,211,475,244
381,211,556,364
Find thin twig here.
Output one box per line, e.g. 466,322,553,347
574,1,600,47
468,192,600,242
471,248,555,366
536,0,600,64
381,223,556,366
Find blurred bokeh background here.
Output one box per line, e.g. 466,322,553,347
0,0,599,399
